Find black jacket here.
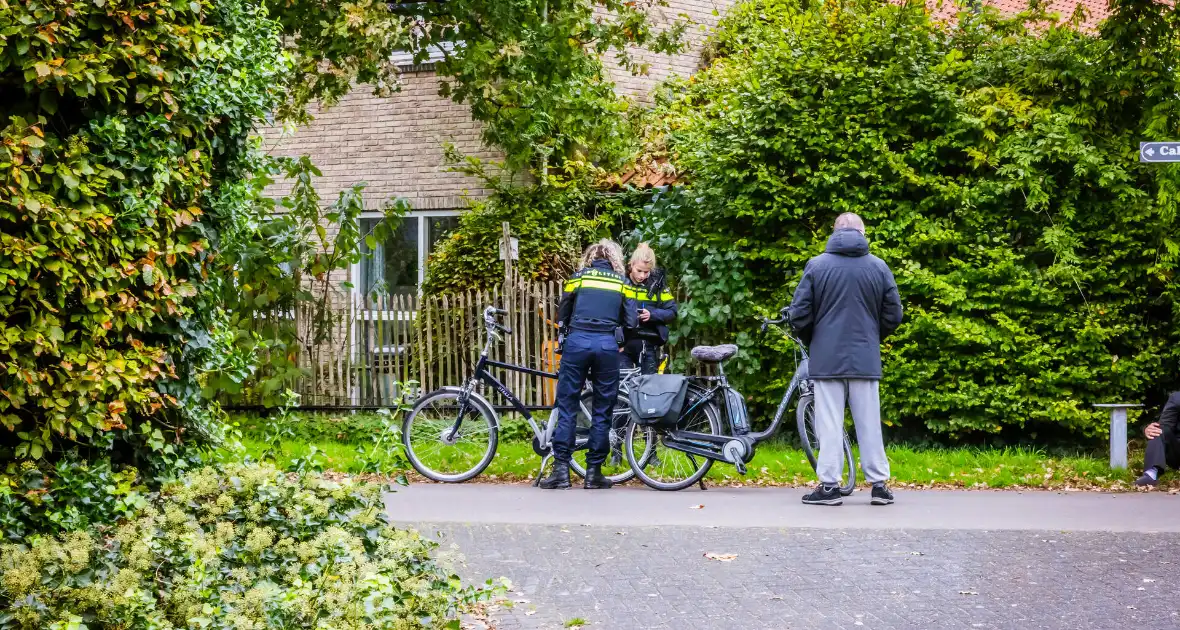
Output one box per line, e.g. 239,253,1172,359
558,259,638,335
1158,392,1180,445
625,269,678,345
789,229,903,380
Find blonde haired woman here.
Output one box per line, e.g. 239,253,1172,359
539,239,637,490
623,243,678,374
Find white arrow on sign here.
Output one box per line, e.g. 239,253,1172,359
1141,141,1180,163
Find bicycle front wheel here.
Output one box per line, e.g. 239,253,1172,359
403,389,498,482
625,389,721,491
796,394,856,495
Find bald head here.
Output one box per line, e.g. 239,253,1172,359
834,212,865,234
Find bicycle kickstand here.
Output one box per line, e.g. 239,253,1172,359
698,477,708,491
532,453,552,488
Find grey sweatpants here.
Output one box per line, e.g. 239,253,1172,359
813,379,890,486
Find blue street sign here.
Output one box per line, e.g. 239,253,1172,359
1140,142,1180,162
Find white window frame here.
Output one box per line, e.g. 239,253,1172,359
349,209,460,370
350,208,461,294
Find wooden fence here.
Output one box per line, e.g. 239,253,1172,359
235,278,727,411
264,278,565,409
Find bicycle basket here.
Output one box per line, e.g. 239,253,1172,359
628,374,689,427
725,388,750,433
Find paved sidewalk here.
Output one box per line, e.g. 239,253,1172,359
386,483,1180,532
389,485,1180,629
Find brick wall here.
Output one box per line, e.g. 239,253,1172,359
262,68,499,211
604,0,735,102
263,1,735,209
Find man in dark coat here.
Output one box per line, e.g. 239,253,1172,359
1136,392,1180,487
790,212,904,506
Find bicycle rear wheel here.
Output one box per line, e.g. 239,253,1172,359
625,388,721,491
796,394,856,495
403,389,498,483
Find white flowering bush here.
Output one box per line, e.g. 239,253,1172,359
0,463,496,629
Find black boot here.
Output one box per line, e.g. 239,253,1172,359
583,464,613,490
538,464,571,489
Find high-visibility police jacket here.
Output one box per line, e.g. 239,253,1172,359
557,259,638,335
624,268,678,345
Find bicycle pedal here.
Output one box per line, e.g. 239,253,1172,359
734,460,747,475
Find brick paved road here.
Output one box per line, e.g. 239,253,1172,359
422,523,1178,630
392,486,1180,629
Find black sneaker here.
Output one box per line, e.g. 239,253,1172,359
802,484,842,506
871,483,894,505
1135,473,1159,488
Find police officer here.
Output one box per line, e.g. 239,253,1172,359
539,239,637,490
622,243,678,375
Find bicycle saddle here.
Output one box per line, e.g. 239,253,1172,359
690,344,738,363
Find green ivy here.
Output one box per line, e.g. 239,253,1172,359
642,0,1180,443
424,158,649,292
0,463,500,629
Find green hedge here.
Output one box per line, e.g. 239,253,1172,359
641,0,1180,443
0,0,297,472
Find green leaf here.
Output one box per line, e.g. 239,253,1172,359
39,89,58,114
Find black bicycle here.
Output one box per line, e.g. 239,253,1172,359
624,306,857,493
402,306,640,484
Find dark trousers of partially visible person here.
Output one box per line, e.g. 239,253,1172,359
1144,434,1180,473
553,330,620,467
621,338,661,375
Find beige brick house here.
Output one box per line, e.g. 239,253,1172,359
264,1,735,300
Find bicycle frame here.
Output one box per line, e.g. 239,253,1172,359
658,320,811,464
449,310,557,440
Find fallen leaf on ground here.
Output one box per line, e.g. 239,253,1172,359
525,611,536,616
705,552,738,562
959,591,978,596
1143,578,1156,583
689,504,705,509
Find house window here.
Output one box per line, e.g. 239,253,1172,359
356,210,460,295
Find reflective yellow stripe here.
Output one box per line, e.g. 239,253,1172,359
623,287,640,299
564,279,581,292
580,278,626,292
659,291,674,301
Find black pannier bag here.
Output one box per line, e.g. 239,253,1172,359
628,374,689,427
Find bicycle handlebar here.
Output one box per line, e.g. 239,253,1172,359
483,306,512,335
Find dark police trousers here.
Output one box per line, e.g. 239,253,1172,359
621,338,660,375
553,330,620,466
